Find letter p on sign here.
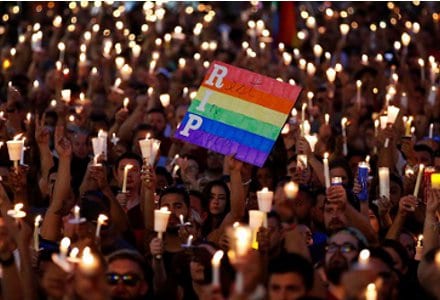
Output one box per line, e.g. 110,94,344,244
179,114,203,137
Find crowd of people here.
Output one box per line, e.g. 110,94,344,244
0,1,439,299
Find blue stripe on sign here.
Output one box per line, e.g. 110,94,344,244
177,112,275,153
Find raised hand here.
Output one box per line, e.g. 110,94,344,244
35,113,50,146
398,195,418,216
141,163,156,190
54,125,72,159
226,155,243,172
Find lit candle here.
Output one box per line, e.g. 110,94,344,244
323,152,331,188
404,116,413,136
432,173,440,189
378,167,390,199
301,103,307,124
79,247,98,275
283,181,299,199
365,283,377,300
248,210,265,249
341,117,348,156
415,235,423,261
414,164,425,197
61,89,71,103
356,80,362,107
120,64,132,81
7,133,24,168
154,207,171,239
256,187,273,227
159,94,170,107
358,249,370,269
58,42,66,62
429,123,434,139
59,237,70,258
95,214,108,239
387,105,400,124
339,23,350,37
326,67,336,83
307,91,314,109
418,58,426,82
139,135,161,166
325,113,330,125
122,164,133,193
313,44,323,65
230,224,252,294
379,116,388,129
7,203,26,220
34,215,42,251
211,250,224,286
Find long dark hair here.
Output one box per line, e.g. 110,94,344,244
201,180,230,238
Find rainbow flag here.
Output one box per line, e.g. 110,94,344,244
175,61,301,167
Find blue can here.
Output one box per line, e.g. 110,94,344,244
357,162,369,201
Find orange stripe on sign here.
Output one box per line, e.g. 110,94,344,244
201,78,294,115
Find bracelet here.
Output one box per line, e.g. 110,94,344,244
0,254,15,267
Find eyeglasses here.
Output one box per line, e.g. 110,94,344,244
325,242,358,254
106,273,141,286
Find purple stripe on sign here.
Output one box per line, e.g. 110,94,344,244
175,130,268,167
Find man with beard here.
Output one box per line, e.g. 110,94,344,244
106,249,153,300
324,228,367,300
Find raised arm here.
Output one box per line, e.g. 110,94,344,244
40,125,72,242
422,189,440,255
327,185,378,245
35,113,54,197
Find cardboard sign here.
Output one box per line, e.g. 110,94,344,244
174,61,301,166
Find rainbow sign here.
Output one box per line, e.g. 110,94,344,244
175,61,301,167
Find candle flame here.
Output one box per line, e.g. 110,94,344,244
212,250,224,266
97,214,108,225
13,133,24,141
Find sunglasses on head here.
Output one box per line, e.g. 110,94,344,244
106,273,141,286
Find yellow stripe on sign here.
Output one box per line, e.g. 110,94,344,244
195,86,287,128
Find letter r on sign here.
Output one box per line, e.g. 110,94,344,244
180,114,203,137
204,64,228,88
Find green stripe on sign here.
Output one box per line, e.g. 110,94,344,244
189,99,280,140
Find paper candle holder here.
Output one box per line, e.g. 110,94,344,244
256,187,273,212
139,137,161,166
154,207,171,234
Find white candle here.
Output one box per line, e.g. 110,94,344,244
7,203,26,219
34,215,42,251
154,207,171,238
415,234,423,261
211,250,224,286
326,67,336,83
341,117,348,156
283,181,299,199
358,249,370,269
122,164,133,193
365,283,377,300
79,247,98,275
323,152,331,188
139,135,161,166
120,64,132,81
59,237,70,258
58,42,65,62
378,167,390,199
123,97,129,109
356,80,362,106
74,205,80,221
159,94,170,107
401,92,408,110
429,123,434,139
325,113,330,125
256,187,273,213
249,210,265,249
95,214,108,238
256,187,273,228
7,134,24,168
387,105,400,124
413,164,425,197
